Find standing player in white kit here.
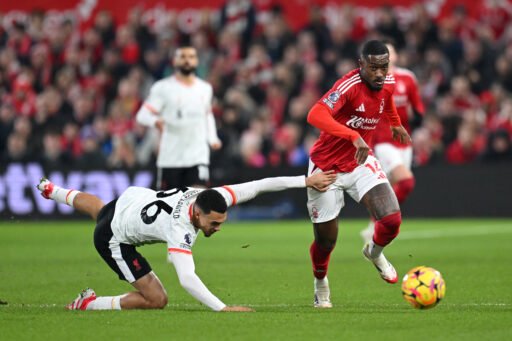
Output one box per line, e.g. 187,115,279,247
36,170,335,312
136,45,222,190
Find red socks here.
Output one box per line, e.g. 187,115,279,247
310,242,333,279
373,211,402,246
392,178,415,204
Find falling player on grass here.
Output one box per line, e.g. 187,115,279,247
306,40,411,308
37,171,336,312
360,41,425,243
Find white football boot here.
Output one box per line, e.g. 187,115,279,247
66,288,97,310
36,178,54,199
314,277,333,308
362,242,398,284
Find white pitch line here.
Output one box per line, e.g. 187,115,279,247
398,224,512,240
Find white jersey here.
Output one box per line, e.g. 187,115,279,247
136,76,220,168
111,186,215,252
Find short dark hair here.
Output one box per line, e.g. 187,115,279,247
360,40,389,59
196,189,227,214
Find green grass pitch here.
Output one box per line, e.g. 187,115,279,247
1,219,511,340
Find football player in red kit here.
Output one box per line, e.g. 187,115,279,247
306,40,411,308
360,42,425,243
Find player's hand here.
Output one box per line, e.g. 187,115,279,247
221,306,254,312
306,170,337,192
391,125,411,145
210,140,222,150
155,119,164,133
353,137,370,165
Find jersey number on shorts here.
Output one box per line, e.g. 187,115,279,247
140,188,188,224
365,160,387,179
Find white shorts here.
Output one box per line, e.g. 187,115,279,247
374,143,412,176
307,156,390,223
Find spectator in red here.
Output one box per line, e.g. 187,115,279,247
445,123,485,164
116,25,140,65
7,73,37,117
7,21,32,63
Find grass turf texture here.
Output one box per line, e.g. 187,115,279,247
1,219,511,340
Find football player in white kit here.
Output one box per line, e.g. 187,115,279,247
36,171,335,312
136,45,222,190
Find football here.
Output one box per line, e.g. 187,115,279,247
401,266,446,309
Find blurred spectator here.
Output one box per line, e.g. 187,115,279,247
0,104,15,151
1,132,29,163
445,123,485,164
76,126,108,169
94,10,117,47
479,129,512,162
108,135,137,169
219,0,256,57
40,130,72,169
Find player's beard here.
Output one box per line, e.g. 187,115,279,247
178,65,196,76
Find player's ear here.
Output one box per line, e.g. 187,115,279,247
358,58,364,68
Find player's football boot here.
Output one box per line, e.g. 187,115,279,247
66,288,97,310
314,277,333,308
36,178,54,199
362,242,398,284
360,221,375,244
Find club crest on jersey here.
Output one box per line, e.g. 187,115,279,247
184,233,192,245
346,115,380,129
379,98,385,114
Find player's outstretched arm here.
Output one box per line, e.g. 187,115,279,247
217,171,337,206
169,252,253,312
305,170,336,192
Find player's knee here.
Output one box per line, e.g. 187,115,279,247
315,239,336,251
149,293,168,309
374,212,401,246
379,211,401,229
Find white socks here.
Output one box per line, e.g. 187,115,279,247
369,240,384,258
86,296,123,310
50,186,80,207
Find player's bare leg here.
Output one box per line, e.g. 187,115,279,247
67,272,168,310
37,178,104,220
310,219,338,308
120,272,168,309
360,183,401,283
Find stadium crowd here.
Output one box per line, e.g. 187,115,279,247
1,1,512,175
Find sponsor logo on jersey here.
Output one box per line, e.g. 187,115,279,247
346,115,380,129
355,103,365,112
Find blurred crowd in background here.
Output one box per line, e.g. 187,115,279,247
1,0,512,174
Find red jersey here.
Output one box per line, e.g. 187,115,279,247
373,67,424,148
310,68,399,173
